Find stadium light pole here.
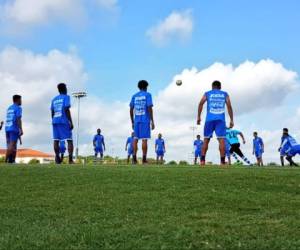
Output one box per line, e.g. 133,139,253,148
72,92,87,161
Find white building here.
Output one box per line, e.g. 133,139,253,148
0,149,54,164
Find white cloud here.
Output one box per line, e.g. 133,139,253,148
0,48,298,164
0,0,119,31
146,10,194,46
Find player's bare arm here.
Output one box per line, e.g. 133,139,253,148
65,108,74,130
226,96,234,128
197,95,207,125
239,132,246,144
148,106,155,130
130,107,134,129
17,117,23,136
0,121,3,130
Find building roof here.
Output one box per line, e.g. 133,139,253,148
0,149,54,158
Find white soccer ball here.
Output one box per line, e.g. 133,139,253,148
176,80,182,86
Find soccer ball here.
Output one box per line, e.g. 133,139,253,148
176,80,182,86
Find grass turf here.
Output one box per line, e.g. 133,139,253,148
0,165,299,250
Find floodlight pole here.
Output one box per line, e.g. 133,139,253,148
72,92,87,161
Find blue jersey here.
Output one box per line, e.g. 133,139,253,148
194,139,203,152
155,138,165,152
253,137,264,151
226,129,241,145
93,134,105,149
51,94,71,124
280,135,299,154
205,89,228,122
59,140,66,153
5,104,22,133
126,137,134,151
130,91,153,123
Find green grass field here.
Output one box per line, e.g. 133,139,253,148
0,165,299,250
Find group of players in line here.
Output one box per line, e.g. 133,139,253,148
0,80,299,166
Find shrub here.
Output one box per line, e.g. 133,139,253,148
28,159,40,164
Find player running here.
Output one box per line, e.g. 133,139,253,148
5,95,23,163
130,80,155,164
253,132,264,166
51,83,74,164
279,128,299,166
194,135,203,165
155,133,166,164
125,132,135,164
197,80,234,165
93,129,106,160
59,140,66,163
226,128,252,165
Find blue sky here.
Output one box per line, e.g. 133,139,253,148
1,0,299,101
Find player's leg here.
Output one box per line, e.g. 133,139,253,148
127,154,130,164
132,123,140,164
61,153,64,163
201,121,214,165
227,155,231,165
142,139,148,164
141,123,151,164
215,120,226,165
100,152,104,160
67,139,74,164
53,140,60,164
233,144,251,165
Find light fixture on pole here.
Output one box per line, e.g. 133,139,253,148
72,92,87,161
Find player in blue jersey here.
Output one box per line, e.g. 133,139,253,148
225,138,232,165
130,80,155,164
279,128,299,166
194,135,203,165
59,140,66,163
5,95,23,163
51,83,74,164
125,132,135,164
253,132,264,166
197,81,234,165
278,129,288,166
155,133,166,164
226,128,252,165
93,129,106,160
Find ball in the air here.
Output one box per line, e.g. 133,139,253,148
176,80,182,86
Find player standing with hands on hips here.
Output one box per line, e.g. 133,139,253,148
197,81,234,165
130,80,155,164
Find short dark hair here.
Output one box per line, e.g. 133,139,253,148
212,81,221,89
57,83,67,94
138,80,149,90
13,95,21,102
254,132,258,135
283,128,289,133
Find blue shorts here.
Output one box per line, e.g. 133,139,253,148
288,145,300,157
255,150,263,158
95,147,103,154
204,120,226,138
128,149,133,156
6,131,19,144
195,150,201,157
53,124,72,141
134,122,151,140
280,148,286,156
156,150,164,157
225,148,231,158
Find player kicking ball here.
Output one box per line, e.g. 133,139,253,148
125,132,135,164
51,83,74,164
5,95,23,163
93,129,106,161
197,80,234,165
252,132,264,166
194,135,203,165
155,133,166,164
226,128,252,166
279,128,299,167
130,80,155,164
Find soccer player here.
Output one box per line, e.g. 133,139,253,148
253,132,264,166
194,135,203,165
225,138,232,165
93,129,105,160
197,80,234,165
155,133,166,164
59,140,66,163
279,131,288,166
130,80,155,164
125,132,135,164
279,128,299,166
5,95,23,163
51,83,74,164
226,128,252,165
